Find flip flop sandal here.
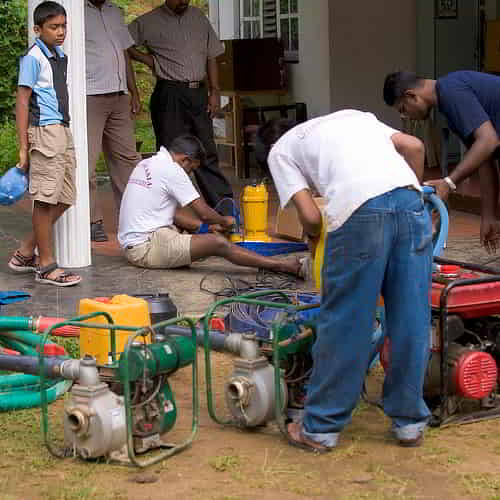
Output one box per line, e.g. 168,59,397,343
91,221,108,242
286,422,331,454
35,262,82,287
8,250,38,273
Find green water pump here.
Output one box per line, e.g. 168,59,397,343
65,335,196,460
34,313,198,467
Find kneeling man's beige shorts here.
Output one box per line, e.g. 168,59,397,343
124,226,192,269
28,124,76,206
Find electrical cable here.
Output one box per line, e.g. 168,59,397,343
199,269,302,299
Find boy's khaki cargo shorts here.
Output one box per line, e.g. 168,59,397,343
28,124,76,205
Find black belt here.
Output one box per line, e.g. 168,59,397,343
158,79,204,89
91,91,126,97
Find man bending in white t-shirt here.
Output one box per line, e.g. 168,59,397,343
118,134,302,276
256,110,433,451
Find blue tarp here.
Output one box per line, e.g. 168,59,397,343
0,292,30,313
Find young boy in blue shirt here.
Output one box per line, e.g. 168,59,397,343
383,71,500,253
8,1,81,286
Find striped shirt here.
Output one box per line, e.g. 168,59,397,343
18,38,69,127
128,5,224,82
85,0,135,95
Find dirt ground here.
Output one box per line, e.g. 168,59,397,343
1,347,500,500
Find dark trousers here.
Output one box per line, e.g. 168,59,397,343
150,79,233,209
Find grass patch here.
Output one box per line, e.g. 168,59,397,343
0,119,18,175
209,454,241,472
460,473,500,498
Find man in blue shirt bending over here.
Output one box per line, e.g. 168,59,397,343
383,71,500,252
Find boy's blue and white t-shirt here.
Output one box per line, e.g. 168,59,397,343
18,38,70,127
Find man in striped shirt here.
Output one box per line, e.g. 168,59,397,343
85,0,141,242
128,0,234,213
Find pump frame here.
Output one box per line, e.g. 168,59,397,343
38,314,198,467
202,290,320,445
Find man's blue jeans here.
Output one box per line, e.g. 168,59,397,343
303,188,432,446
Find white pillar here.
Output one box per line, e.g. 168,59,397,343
208,0,220,34
28,0,91,268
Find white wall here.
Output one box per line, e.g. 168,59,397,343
330,0,417,127
287,0,332,118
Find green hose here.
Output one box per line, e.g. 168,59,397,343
0,317,34,332
0,338,38,356
0,330,48,348
0,373,40,389
0,325,71,411
0,379,71,411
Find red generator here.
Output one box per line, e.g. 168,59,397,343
380,257,500,426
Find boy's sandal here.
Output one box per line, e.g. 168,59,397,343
35,263,82,287
8,250,38,273
286,422,331,454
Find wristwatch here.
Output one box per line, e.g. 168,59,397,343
443,176,457,192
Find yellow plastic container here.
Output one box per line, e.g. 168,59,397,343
79,294,151,365
313,221,385,308
313,216,327,291
242,183,271,242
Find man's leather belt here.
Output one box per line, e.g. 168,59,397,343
160,79,204,89
101,91,126,97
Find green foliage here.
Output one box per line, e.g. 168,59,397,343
0,120,19,175
136,118,156,153
52,336,80,359
0,0,27,122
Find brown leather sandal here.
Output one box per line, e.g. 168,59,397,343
286,421,332,454
35,262,82,287
8,250,38,273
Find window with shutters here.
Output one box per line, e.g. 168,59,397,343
239,0,299,62
240,0,261,39
277,0,298,61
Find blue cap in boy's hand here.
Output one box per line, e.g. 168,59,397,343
0,166,29,206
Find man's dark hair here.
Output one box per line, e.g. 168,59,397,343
383,71,423,106
254,119,296,169
169,134,206,164
34,1,66,27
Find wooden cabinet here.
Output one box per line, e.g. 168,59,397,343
214,92,243,177
214,90,287,178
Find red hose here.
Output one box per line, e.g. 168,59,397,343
0,346,19,356
35,317,80,337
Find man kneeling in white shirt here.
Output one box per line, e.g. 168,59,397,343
118,134,302,275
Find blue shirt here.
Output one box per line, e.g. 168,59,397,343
436,71,500,147
18,38,70,127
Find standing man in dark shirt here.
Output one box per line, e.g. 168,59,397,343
383,71,500,251
127,0,233,211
